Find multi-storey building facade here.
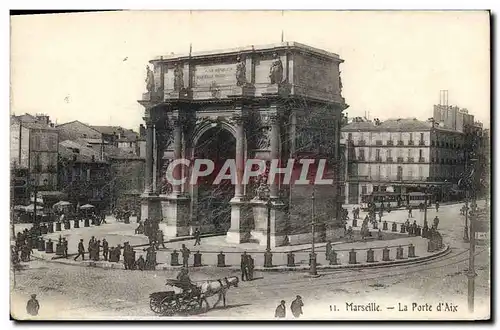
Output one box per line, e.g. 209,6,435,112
10,114,60,204
341,118,466,204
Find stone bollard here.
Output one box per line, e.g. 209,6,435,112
217,252,226,267
352,219,357,227
64,221,71,230
74,219,80,228
55,222,62,231
408,244,416,258
38,238,45,251
55,243,64,256
349,249,357,264
287,252,295,267
396,246,404,259
382,247,390,261
366,248,375,262
47,222,54,233
170,250,180,266
45,239,54,253
329,250,338,265
391,222,397,232
193,251,202,267
84,218,90,227
427,240,435,252
400,224,406,233
383,221,388,231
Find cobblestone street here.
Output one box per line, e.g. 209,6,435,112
10,202,490,320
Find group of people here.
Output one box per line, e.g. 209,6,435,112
13,227,43,263
275,296,304,318
240,251,255,281
71,235,156,271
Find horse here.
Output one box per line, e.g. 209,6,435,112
194,276,239,309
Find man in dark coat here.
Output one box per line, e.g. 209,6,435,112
435,201,440,212
240,251,249,281
74,239,85,261
193,228,201,246
247,255,254,280
181,244,190,268
102,238,109,261
291,295,304,318
275,300,286,318
408,205,413,218
26,294,40,316
62,238,68,258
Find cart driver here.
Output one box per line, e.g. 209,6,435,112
176,267,194,293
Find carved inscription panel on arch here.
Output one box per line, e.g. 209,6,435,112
193,63,237,88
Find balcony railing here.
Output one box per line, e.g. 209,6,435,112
408,140,415,146
358,140,366,146
397,157,404,162
407,157,415,162
397,140,404,146
386,140,394,146
386,157,393,163
357,156,365,161
375,157,382,162
419,157,425,163
375,140,383,146
419,140,425,146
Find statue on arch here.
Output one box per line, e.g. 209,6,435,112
269,53,283,85
145,65,155,92
235,55,247,86
173,63,184,91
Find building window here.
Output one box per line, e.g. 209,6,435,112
387,166,391,178
419,149,423,158
418,166,423,180
408,149,412,157
361,185,367,195
377,165,381,179
387,149,392,158
420,133,424,141
359,149,365,160
348,133,352,141
409,133,413,141
376,149,381,161
408,168,413,179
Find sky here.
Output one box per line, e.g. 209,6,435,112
10,10,490,131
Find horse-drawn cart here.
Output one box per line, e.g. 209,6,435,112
149,280,201,316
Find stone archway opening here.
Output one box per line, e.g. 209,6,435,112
194,125,236,234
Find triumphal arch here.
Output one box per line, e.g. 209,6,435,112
138,42,348,247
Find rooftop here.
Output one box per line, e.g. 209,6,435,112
343,118,433,132
151,41,342,62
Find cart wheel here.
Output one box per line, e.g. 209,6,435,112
150,297,165,314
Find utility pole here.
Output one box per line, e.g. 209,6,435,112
463,156,470,242
466,158,478,314
264,198,273,268
309,188,317,276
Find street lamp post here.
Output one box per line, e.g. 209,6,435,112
264,197,273,268
31,178,38,226
463,156,470,242
466,158,478,314
309,189,317,276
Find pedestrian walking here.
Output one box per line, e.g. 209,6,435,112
433,216,440,230
275,300,286,318
435,201,440,212
102,238,109,261
94,240,101,261
62,238,68,258
378,209,383,222
74,239,85,261
193,228,201,246
26,294,40,316
291,295,304,318
240,251,249,281
408,205,413,218
157,230,166,249
181,244,190,268
325,241,332,259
